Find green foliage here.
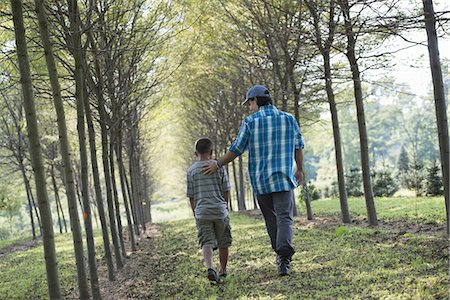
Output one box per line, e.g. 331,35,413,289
397,145,409,174
345,167,364,197
372,165,399,197
424,160,443,196
404,160,426,196
335,225,350,237
299,181,320,202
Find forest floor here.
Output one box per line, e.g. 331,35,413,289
0,197,448,299
97,211,448,299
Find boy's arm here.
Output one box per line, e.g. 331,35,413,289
189,197,195,216
223,191,229,208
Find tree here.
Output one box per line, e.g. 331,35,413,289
305,0,350,223
372,166,398,197
398,145,409,174
10,0,61,297
422,0,450,233
425,160,443,196
338,0,378,225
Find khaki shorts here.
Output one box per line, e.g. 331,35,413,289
196,216,232,249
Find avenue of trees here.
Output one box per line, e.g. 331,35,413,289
0,0,448,298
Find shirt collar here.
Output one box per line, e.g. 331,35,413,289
258,105,277,115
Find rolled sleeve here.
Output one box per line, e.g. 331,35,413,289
221,167,231,192
229,119,250,156
186,172,194,197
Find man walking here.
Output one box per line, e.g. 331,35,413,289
203,85,304,276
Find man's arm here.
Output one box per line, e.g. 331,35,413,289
203,151,237,175
294,148,304,185
189,197,195,216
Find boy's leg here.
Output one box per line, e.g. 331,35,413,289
216,216,232,276
218,247,228,275
202,246,214,270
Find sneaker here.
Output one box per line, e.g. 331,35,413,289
207,268,220,283
218,272,227,280
278,257,291,276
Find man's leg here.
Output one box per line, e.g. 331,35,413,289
273,190,295,272
257,193,277,252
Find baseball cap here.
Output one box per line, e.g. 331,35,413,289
241,85,272,105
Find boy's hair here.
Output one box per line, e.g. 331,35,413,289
195,137,214,154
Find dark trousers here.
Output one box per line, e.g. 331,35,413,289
257,190,295,259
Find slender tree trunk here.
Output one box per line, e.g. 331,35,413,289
116,137,136,252
67,0,102,296
423,0,450,234
30,188,42,235
339,0,377,226
123,159,139,235
306,0,351,223
20,165,36,239
134,153,146,230
51,166,63,234
10,1,61,297
82,35,115,281
94,61,123,270
238,155,246,210
55,164,68,233
109,131,127,258
130,154,144,231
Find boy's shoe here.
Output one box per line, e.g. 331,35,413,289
207,268,220,283
278,257,291,276
218,272,227,280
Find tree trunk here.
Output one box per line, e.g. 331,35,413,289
94,58,124,270
66,0,100,296
83,34,115,281
339,0,378,226
50,165,63,234
116,137,136,252
423,0,450,234
20,164,36,239
238,155,246,210
109,131,127,258
10,0,61,297
123,163,139,235
306,0,351,223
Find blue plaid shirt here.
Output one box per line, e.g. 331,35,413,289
230,105,304,195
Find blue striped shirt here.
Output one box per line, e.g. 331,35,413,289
229,105,304,195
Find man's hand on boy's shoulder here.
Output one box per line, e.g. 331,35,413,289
202,160,220,175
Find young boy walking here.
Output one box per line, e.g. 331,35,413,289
187,137,232,283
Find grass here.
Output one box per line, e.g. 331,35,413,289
0,196,448,299
0,236,33,251
309,196,446,223
108,213,448,299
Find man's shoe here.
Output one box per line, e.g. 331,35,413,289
278,257,291,276
207,268,220,283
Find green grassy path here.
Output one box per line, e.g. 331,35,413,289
101,212,448,299
0,196,448,299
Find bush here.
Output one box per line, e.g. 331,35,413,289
300,181,320,201
345,167,363,197
372,167,399,197
424,160,443,196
